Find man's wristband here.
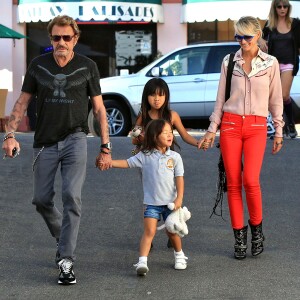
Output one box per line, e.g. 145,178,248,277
100,149,111,155
3,135,15,142
3,131,15,141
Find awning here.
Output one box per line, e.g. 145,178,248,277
18,0,164,23
0,23,27,39
181,0,300,22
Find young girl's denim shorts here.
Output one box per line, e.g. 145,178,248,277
144,205,172,221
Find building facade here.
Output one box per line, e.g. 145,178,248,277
1,0,299,130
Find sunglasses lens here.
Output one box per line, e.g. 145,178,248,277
234,35,242,41
52,35,61,42
235,34,254,42
63,35,72,42
51,35,74,42
244,35,253,41
277,5,288,8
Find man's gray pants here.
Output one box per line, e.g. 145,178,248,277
32,132,87,261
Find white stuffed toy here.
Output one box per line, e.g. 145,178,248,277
129,126,144,155
129,125,143,138
164,203,191,238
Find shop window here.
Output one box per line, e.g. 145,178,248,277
188,21,217,44
115,30,154,75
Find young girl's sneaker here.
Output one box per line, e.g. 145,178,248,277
133,261,149,276
174,252,188,270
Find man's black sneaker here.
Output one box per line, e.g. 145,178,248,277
58,259,76,285
288,124,298,139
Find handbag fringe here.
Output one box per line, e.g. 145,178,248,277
210,143,227,219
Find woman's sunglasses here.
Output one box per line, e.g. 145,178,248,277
51,35,75,42
234,34,254,42
276,5,289,9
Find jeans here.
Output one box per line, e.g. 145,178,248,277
220,112,267,229
32,132,87,260
144,205,172,221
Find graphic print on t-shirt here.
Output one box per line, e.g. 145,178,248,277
166,158,174,169
36,65,87,98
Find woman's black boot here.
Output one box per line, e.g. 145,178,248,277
233,226,248,259
249,221,264,256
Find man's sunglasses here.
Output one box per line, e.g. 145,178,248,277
276,5,288,8
51,35,75,42
234,34,254,42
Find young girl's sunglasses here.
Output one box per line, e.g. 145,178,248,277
234,34,254,42
276,5,288,9
51,35,75,42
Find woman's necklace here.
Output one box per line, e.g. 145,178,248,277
54,51,74,67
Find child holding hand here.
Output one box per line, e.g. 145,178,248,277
111,119,188,275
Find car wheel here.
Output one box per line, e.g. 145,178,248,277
88,99,131,136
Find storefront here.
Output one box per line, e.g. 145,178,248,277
1,0,299,129
18,0,166,78
182,0,300,43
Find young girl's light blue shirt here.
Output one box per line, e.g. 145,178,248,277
127,148,184,206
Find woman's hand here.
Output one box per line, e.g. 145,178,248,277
198,131,216,151
272,136,283,155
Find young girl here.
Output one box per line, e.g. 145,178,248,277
131,78,198,154
112,119,188,275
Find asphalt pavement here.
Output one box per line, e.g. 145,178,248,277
0,133,299,300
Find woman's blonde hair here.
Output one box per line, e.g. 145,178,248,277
266,0,292,30
234,16,262,38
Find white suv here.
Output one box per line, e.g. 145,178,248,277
88,42,300,136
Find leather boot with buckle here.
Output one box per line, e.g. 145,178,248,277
233,226,248,259
249,220,264,256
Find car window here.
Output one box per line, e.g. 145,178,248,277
206,45,240,73
155,47,210,76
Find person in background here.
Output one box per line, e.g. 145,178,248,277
198,16,284,260
260,0,300,138
108,119,188,275
2,15,112,285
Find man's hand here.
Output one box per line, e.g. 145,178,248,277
95,152,112,170
2,135,20,159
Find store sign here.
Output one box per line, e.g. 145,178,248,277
18,1,164,23
181,0,300,22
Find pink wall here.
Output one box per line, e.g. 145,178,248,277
157,3,187,55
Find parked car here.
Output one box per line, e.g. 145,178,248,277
88,42,300,136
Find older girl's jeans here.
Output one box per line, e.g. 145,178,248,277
220,112,267,229
32,132,87,260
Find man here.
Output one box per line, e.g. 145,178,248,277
2,15,112,285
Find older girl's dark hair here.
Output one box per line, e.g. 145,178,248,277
140,78,171,128
47,15,81,38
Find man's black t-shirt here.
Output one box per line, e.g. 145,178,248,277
22,52,101,147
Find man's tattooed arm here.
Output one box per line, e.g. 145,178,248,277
6,92,32,132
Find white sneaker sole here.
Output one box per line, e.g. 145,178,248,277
174,264,187,270
136,266,149,276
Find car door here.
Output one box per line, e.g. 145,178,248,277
147,46,211,119
204,44,240,116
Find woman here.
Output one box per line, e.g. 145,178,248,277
260,0,300,138
198,16,284,259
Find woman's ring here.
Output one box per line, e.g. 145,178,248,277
276,141,283,145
